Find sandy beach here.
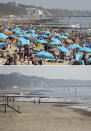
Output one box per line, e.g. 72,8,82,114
0,102,91,131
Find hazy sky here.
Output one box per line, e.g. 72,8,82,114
0,66,91,80
0,0,91,10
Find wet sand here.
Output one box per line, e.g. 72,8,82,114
0,102,91,131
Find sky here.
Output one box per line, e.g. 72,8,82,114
0,66,91,80
0,0,91,10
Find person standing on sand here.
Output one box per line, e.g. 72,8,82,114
19,45,24,61
39,99,40,104
34,99,35,104
13,50,18,65
24,45,30,61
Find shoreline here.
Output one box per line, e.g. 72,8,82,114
0,89,91,104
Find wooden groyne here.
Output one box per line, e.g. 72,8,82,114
0,96,21,113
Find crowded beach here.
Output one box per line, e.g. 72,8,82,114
0,24,91,65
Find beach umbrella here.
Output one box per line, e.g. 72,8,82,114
3,27,8,30
52,33,60,37
59,35,67,39
13,30,21,34
0,42,7,48
5,31,12,35
79,47,91,53
68,44,81,49
64,33,70,36
22,30,27,34
18,37,31,45
18,37,27,42
57,46,70,55
35,51,54,59
4,29,9,32
86,57,91,64
37,39,48,44
18,34,24,37
42,31,51,35
23,34,32,39
11,28,21,34
22,26,26,30
13,28,21,31
30,29,35,33
84,40,91,48
31,33,38,38
0,33,8,39
17,41,31,46
75,53,83,62
39,35,49,39
51,38,61,44
48,42,62,46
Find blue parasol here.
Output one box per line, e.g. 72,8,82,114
0,42,7,48
42,31,51,35
37,39,48,44
79,47,91,53
59,35,67,39
57,46,70,55
0,33,8,39
68,44,81,49
18,37,31,45
51,38,61,45
75,53,83,62
35,51,54,59
48,42,62,46
30,29,35,33
86,57,91,63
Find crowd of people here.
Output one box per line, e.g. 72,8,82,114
0,23,91,65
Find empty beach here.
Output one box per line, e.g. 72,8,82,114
0,102,91,131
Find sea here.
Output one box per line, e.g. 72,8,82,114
7,86,91,104
59,17,91,27
44,16,91,33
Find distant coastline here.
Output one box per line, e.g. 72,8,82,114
0,2,91,17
